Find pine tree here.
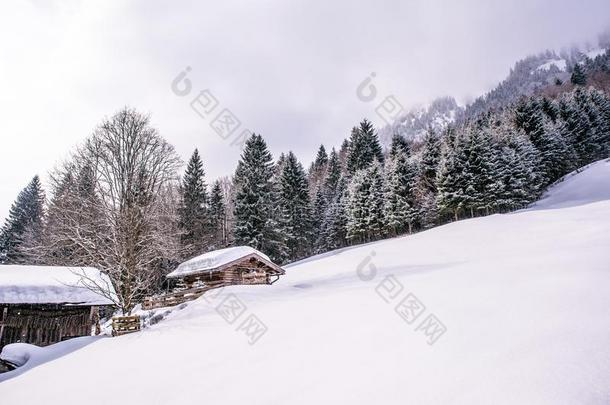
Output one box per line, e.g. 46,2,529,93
178,149,209,257
312,187,328,253
577,88,606,161
338,139,350,172
323,148,342,198
313,145,328,171
362,120,384,165
346,161,385,243
345,169,369,243
366,161,386,239
315,150,345,253
308,145,329,198
558,96,586,161
275,152,287,179
384,143,418,235
514,98,539,133
561,89,603,165
588,89,610,156
540,96,559,123
346,126,363,175
570,63,586,86
540,119,577,182
420,129,441,193
209,180,227,249
278,152,313,261
436,130,469,221
462,128,498,216
346,119,384,174
497,133,541,210
515,99,575,184
321,177,348,250
0,176,45,263
389,133,410,158
233,134,287,262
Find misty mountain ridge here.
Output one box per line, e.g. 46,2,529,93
380,39,610,145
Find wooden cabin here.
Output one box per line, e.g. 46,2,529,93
166,246,285,290
0,265,116,350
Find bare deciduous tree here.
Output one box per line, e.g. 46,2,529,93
36,108,182,314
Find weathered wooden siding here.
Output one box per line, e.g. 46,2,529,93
0,304,96,350
182,258,279,287
143,255,284,310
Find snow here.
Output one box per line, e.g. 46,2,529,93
2,160,610,403
0,265,116,305
166,246,273,278
532,159,610,209
536,58,566,72
586,48,606,60
0,338,99,383
535,47,607,73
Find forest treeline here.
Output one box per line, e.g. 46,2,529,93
1,55,609,313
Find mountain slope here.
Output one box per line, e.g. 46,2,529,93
2,160,610,404
380,44,610,144
378,96,461,143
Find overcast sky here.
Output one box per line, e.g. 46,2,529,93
1,0,609,220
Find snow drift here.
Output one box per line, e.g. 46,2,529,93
1,159,610,404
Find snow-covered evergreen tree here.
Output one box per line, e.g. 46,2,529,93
419,129,441,193
323,148,342,199
312,145,328,172
0,176,45,263
345,169,368,243
233,134,287,263
575,88,606,162
209,180,227,249
464,128,500,216
278,152,313,261
311,187,328,253
588,89,610,156
384,135,418,235
346,119,384,174
366,161,386,239
560,89,604,166
178,149,209,257
495,130,542,210
516,98,575,183
436,130,469,221
346,160,385,243
316,149,345,252
389,133,410,158
321,177,348,251
570,63,587,86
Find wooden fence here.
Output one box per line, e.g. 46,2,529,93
142,286,210,310
112,316,141,336
142,283,226,310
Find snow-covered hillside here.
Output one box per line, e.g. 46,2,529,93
2,160,610,404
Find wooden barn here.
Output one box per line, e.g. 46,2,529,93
143,246,284,309
0,265,116,350
167,246,285,288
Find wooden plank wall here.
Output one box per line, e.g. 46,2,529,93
0,304,95,350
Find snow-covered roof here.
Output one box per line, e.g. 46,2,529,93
167,246,279,279
0,265,116,306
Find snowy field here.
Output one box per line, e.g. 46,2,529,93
1,160,610,404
